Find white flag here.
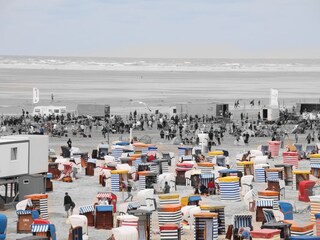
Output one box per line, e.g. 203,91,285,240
33,88,39,104
270,88,278,107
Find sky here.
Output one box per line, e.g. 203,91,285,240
0,0,320,58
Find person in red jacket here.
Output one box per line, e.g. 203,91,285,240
208,180,215,195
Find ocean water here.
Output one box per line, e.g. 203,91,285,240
1,56,320,72
0,56,319,115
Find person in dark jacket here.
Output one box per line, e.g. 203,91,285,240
164,181,170,193
64,192,75,217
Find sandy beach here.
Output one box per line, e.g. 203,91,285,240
0,66,319,240
0,120,315,240
1,0,320,238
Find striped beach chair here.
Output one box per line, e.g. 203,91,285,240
200,205,226,235
116,215,139,228
197,162,214,174
158,204,183,235
158,194,180,206
111,173,120,192
256,199,279,222
219,176,241,202
193,212,218,240
232,214,253,240
112,148,123,163
79,205,95,226
200,173,215,188
283,152,299,168
127,208,153,240
31,223,56,240
254,165,267,182
159,224,181,240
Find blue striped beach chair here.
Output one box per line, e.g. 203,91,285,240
232,214,253,240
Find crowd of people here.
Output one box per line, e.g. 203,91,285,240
1,106,320,149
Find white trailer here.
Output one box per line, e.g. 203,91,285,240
33,105,67,116
170,103,229,118
0,135,49,178
0,139,29,178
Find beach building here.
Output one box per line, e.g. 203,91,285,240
260,107,280,122
169,102,229,118
75,104,110,119
0,135,49,208
32,105,67,116
296,102,320,114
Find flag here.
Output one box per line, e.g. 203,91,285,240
33,88,39,104
270,88,278,107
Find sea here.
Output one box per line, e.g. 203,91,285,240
0,55,320,116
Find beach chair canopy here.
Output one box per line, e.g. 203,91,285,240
136,189,154,206
16,198,32,211
67,215,88,235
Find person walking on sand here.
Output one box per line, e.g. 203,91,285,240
124,180,133,202
64,192,75,217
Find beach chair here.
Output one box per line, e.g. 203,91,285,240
98,147,108,159
294,143,304,159
260,145,270,157
61,146,71,158
244,189,258,212
278,201,294,220
306,144,317,157
67,215,89,240
241,175,254,197
232,214,253,240
262,208,277,223
216,155,226,167
279,179,286,199
0,214,7,240
61,162,73,182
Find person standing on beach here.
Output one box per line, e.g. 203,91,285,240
64,192,75,217
306,133,312,144
67,138,72,149
124,180,133,202
295,132,299,143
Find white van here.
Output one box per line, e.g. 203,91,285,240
33,106,67,116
